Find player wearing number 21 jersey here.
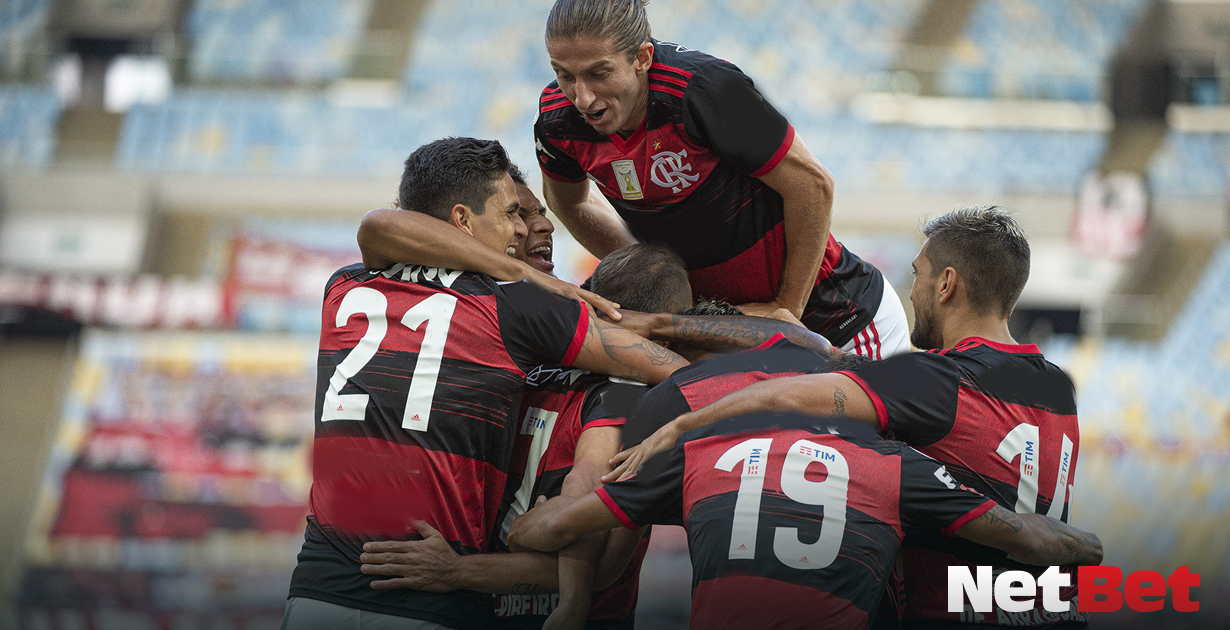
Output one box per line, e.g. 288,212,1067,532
509,414,1103,630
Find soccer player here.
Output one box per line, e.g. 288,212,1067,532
532,0,909,358
509,413,1103,630
614,206,1086,627
510,165,558,276
282,137,688,630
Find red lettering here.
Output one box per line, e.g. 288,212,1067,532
1124,570,1165,612
1168,566,1200,612
1078,566,1123,612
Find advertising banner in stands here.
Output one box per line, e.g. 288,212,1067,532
18,330,318,629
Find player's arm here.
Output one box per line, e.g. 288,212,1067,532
509,494,624,553
358,208,621,320
956,505,1104,567
571,314,688,386
359,521,564,594
549,425,622,628
541,177,637,259
743,134,834,319
605,373,875,481
615,310,839,357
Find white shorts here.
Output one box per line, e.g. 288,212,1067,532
840,277,911,359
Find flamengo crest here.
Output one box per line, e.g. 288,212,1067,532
650,149,700,193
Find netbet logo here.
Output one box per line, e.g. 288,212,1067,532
949,566,1200,614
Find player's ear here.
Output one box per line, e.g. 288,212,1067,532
633,41,653,73
937,267,959,304
450,204,474,235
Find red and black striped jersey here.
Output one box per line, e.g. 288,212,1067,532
622,334,832,448
597,414,996,630
839,338,1086,627
533,40,882,347
493,367,648,630
288,263,589,629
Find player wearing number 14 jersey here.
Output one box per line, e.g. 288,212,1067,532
284,138,686,630
508,413,1103,630
639,207,1085,628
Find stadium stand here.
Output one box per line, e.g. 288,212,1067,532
1045,244,1230,579
0,0,50,75
115,0,1107,194
0,84,61,168
938,0,1149,101
185,0,373,84
1148,129,1230,199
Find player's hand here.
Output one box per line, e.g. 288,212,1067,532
603,308,656,338
738,299,802,320
360,521,459,592
604,423,680,482
526,269,622,321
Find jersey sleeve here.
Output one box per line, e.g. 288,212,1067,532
898,446,997,537
836,352,961,446
533,113,587,183
621,379,690,448
594,442,686,529
580,380,648,431
681,61,794,177
495,280,590,373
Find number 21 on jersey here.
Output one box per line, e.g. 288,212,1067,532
320,286,457,431
717,438,849,570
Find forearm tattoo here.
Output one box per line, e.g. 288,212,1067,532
984,506,1025,533
833,387,848,417
593,319,681,382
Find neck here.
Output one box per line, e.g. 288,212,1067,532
940,311,1017,350
616,80,651,139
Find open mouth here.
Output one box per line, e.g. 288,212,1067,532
526,243,554,272
582,108,607,126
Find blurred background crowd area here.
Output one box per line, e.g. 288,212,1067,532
0,0,1228,628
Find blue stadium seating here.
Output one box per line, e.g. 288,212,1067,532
940,0,1148,101
185,0,372,83
0,84,61,168
0,0,49,72
1148,130,1230,198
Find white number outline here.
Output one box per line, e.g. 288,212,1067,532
320,287,458,432
715,438,850,570
498,406,560,544
996,424,1075,520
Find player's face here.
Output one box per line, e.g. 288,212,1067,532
547,36,652,136
909,242,942,350
515,183,555,275
467,173,527,257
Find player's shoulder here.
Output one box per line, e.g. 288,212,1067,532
323,262,372,296
940,338,1077,413
536,81,603,140
650,39,746,102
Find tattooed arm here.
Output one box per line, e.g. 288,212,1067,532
957,505,1104,567
605,373,878,481
571,312,688,386
613,311,839,358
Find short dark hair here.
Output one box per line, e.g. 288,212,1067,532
682,299,743,317
921,205,1030,318
508,162,528,187
590,244,691,314
397,137,510,221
